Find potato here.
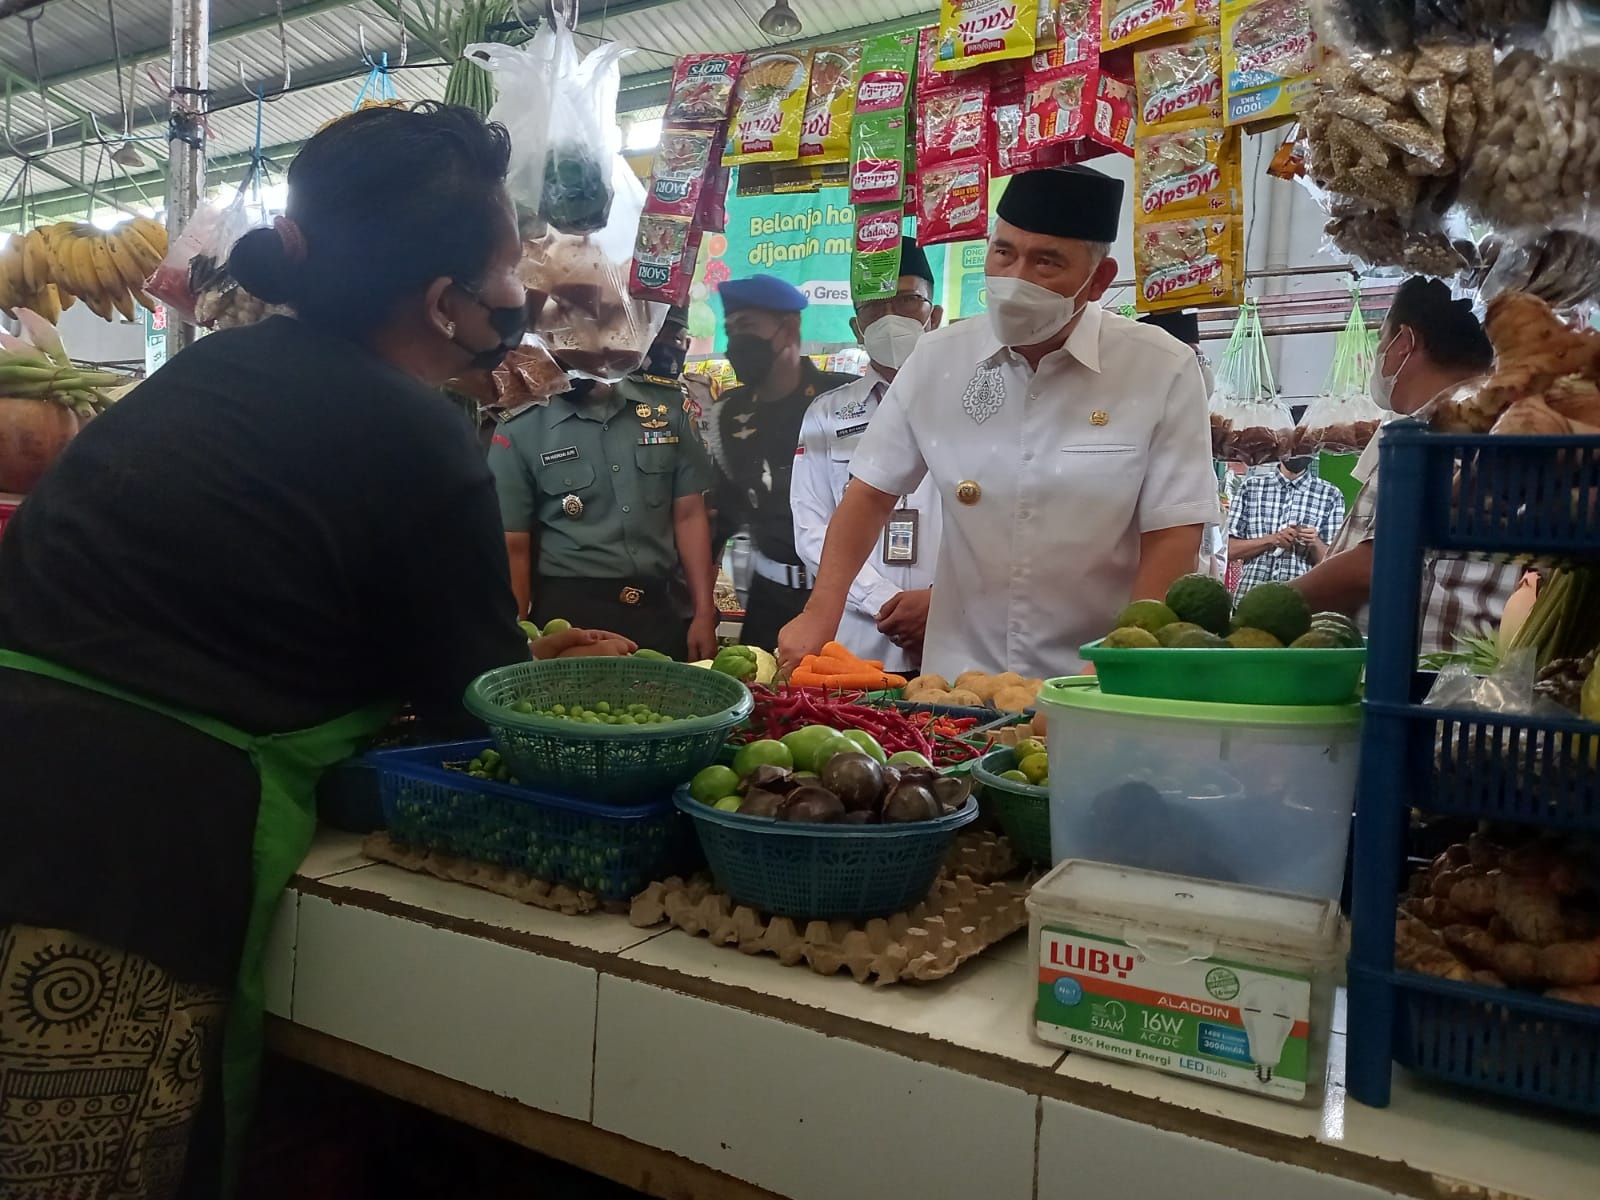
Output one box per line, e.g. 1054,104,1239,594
906,674,950,700
1024,678,1045,695
946,688,983,707
993,671,1026,691
953,670,988,691
994,686,1036,713
970,676,1006,702
917,689,954,704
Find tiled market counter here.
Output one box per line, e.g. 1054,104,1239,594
262,833,1600,1200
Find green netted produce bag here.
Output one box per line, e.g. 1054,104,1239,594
1210,301,1292,465
1294,288,1387,454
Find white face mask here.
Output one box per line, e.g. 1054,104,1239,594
860,314,928,371
1369,330,1413,413
985,274,1093,348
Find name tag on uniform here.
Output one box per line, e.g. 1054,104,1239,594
638,434,680,446
883,507,920,565
836,422,869,440
541,446,580,466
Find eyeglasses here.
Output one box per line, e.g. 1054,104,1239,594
857,292,933,323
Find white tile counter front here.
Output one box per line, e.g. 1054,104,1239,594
264,833,1600,1200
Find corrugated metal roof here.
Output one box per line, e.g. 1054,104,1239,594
1,0,934,223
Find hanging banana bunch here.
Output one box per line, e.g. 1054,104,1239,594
0,215,168,324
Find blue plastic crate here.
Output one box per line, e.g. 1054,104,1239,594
373,740,690,902
674,788,979,920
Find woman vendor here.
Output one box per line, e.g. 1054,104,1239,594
0,103,630,1199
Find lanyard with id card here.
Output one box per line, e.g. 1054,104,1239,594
882,503,919,566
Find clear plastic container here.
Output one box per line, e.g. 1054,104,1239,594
1027,859,1346,1104
1037,679,1361,900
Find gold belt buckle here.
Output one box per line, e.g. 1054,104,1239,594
619,586,644,606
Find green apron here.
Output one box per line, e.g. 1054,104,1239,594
0,649,396,1191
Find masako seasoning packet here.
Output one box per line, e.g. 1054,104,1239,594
849,30,918,206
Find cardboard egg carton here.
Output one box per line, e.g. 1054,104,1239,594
360,833,619,916
944,828,1020,883
628,872,1032,984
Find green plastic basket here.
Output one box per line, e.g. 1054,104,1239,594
464,658,754,803
1079,638,1366,706
971,747,1052,865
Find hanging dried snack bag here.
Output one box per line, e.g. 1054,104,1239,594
1134,213,1240,312
629,215,700,307
1103,0,1199,53
850,30,918,206
1135,33,1223,130
1056,0,1102,61
1134,120,1240,219
1020,57,1097,150
1221,0,1318,126
643,127,717,218
725,50,814,165
920,84,993,165
1085,70,1137,156
798,45,862,166
991,73,1067,173
851,204,906,303
918,156,992,244
937,0,1041,70
665,53,746,124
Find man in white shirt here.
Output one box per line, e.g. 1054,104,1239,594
791,238,944,672
779,165,1220,679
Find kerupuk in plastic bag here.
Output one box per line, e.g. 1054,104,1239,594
1293,291,1385,454
466,6,664,381
1210,300,1293,465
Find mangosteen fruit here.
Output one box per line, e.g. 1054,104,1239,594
820,751,886,812
882,781,941,823
777,785,847,823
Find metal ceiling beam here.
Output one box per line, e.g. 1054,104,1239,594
0,0,51,17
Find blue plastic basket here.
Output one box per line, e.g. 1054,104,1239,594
374,740,690,902
673,789,979,920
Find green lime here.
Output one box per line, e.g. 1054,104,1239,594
999,770,1030,784
1013,737,1046,762
712,797,743,812
733,739,793,777
1115,599,1180,634
518,620,541,640
690,765,741,806
1102,626,1160,649
887,750,933,768
511,700,535,715
1019,753,1050,785
782,726,851,773
542,618,573,635
841,729,888,762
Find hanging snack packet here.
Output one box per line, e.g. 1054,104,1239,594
643,127,717,218
1085,70,1137,157
1103,0,1199,52
917,156,991,245
725,50,814,165
937,0,1040,70
630,214,700,306
1134,121,1240,219
697,162,731,233
917,25,985,95
851,204,906,303
1221,0,1317,126
1036,0,1061,51
1134,214,1240,312
665,53,746,124
920,84,992,166
849,30,918,206
991,74,1062,173
797,45,862,166
1056,0,1101,61
1134,33,1223,130
1020,59,1096,151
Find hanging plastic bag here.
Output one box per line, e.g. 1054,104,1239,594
468,6,665,381
145,200,255,324
1210,301,1292,465
1294,291,1385,454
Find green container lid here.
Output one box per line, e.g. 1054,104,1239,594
1040,676,1362,726
1078,637,1366,707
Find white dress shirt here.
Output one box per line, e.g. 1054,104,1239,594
792,368,942,672
849,303,1220,679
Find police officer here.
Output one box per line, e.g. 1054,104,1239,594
706,275,855,650
490,336,720,662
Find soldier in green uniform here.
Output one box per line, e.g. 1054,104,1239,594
489,331,719,661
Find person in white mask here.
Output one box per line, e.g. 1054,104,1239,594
778,165,1218,679
1293,277,1504,653
791,238,944,671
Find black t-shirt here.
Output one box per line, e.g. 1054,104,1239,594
710,361,855,563
0,316,527,985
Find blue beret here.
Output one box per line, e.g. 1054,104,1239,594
720,274,809,314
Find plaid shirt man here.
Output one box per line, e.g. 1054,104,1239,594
1329,470,1521,657
1227,468,1347,594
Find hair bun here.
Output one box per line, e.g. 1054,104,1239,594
228,226,298,305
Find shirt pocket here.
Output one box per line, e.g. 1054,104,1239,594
634,445,676,508
1056,443,1143,531
538,459,597,499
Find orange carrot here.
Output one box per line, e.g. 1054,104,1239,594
790,669,907,690
799,655,884,677
822,641,876,667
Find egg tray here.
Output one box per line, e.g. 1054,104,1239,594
943,828,1020,883
627,871,1034,985
360,832,622,916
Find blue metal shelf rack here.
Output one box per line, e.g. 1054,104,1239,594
1346,424,1600,1115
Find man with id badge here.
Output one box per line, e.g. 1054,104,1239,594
489,360,719,662
791,238,943,671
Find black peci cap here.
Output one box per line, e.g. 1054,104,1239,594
995,164,1124,244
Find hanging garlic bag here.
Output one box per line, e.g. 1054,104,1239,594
1295,290,1385,454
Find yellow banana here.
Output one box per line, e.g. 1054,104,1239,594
103,231,151,292
20,229,49,293
38,227,75,297
132,287,157,313
33,282,62,324
58,287,77,312
130,215,169,254
0,238,24,309
79,288,113,322
72,235,103,304
118,218,167,273
88,236,126,305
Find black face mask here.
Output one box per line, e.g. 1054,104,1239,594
453,284,528,372
646,344,687,379
726,333,777,386
1283,456,1314,474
